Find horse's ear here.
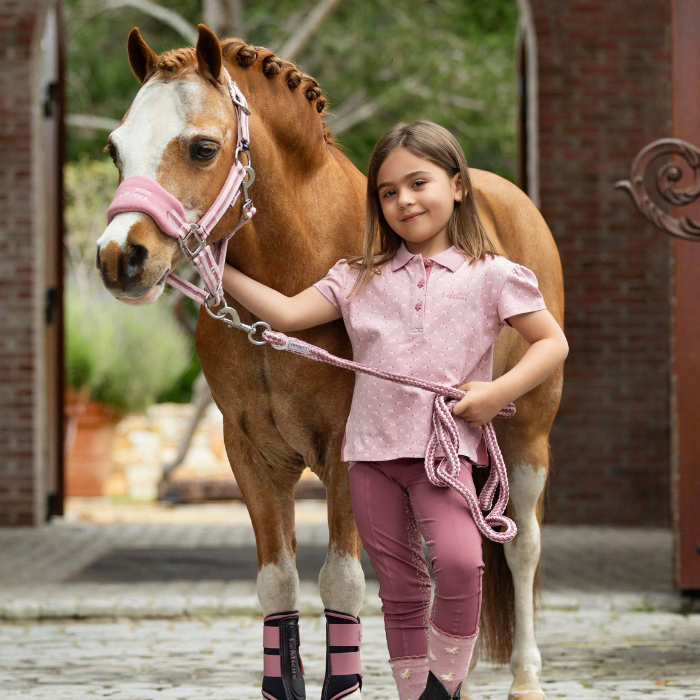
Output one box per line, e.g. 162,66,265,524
127,28,158,84
196,24,224,85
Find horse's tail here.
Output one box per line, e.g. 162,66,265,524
475,456,547,666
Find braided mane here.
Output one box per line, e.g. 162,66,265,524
149,39,334,144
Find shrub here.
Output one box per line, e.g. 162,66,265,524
64,157,119,270
64,157,198,410
65,276,193,412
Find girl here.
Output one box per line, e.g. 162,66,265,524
222,120,568,700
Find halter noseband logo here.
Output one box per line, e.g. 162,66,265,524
115,186,153,202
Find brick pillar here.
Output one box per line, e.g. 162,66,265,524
530,0,673,524
0,0,52,526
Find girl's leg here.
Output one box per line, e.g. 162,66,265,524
348,460,432,699
406,456,484,696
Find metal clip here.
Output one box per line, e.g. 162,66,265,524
204,298,271,344
229,81,252,115
205,300,243,328
241,166,255,211
247,321,271,345
179,223,205,259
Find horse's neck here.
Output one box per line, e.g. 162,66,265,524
236,65,328,170
228,163,351,294
227,76,359,294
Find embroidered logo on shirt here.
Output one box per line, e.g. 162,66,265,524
443,292,471,301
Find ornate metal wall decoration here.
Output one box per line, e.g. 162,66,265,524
615,138,700,241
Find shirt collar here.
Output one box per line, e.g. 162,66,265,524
390,242,467,272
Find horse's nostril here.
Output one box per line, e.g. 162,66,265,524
126,243,149,278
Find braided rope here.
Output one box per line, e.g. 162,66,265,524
261,329,517,543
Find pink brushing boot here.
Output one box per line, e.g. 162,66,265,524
419,623,478,699
389,656,430,700
321,609,363,700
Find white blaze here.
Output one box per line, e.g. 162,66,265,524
96,79,207,253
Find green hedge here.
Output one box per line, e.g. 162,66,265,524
65,276,193,412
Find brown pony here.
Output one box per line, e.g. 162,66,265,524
96,24,564,700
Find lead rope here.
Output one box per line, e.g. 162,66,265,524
260,329,517,543
205,301,517,543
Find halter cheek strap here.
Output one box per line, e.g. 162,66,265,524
105,70,256,306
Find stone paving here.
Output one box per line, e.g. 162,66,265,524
1,611,699,699
0,502,698,698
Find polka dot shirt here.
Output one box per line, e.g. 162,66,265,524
313,242,547,464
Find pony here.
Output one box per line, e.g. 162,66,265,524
96,24,564,700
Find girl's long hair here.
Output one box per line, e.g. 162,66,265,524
346,120,498,295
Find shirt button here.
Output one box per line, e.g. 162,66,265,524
424,260,433,268
415,301,423,311
417,280,425,288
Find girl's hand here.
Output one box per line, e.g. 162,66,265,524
451,381,507,428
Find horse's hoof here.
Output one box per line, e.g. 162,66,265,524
508,692,546,700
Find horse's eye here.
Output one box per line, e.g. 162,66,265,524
191,142,219,161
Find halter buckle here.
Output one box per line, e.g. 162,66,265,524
180,223,205,259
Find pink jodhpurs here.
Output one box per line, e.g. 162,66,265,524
348,456,484,660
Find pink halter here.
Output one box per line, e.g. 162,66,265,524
106,70,256,306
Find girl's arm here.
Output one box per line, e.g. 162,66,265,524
491,308,568,404
221,264,342,332
453,308,568,426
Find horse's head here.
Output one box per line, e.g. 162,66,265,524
96,25,243,304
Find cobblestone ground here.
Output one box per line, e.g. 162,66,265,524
0,502,698,698
1,612,699,700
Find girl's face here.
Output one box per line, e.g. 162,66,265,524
376,147,462,249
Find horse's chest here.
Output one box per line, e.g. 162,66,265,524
196,320,352,459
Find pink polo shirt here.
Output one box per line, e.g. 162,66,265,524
313,243,547,464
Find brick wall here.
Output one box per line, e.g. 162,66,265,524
0,0,50,526
530,0,673,525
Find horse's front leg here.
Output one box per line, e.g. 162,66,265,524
223,419,306,700
502,452,549,700
317,460,366,700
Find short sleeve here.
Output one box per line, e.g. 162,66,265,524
312,259,349,312
498,264,547,327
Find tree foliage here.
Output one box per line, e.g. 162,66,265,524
63,0,519,406
64,0,519,179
